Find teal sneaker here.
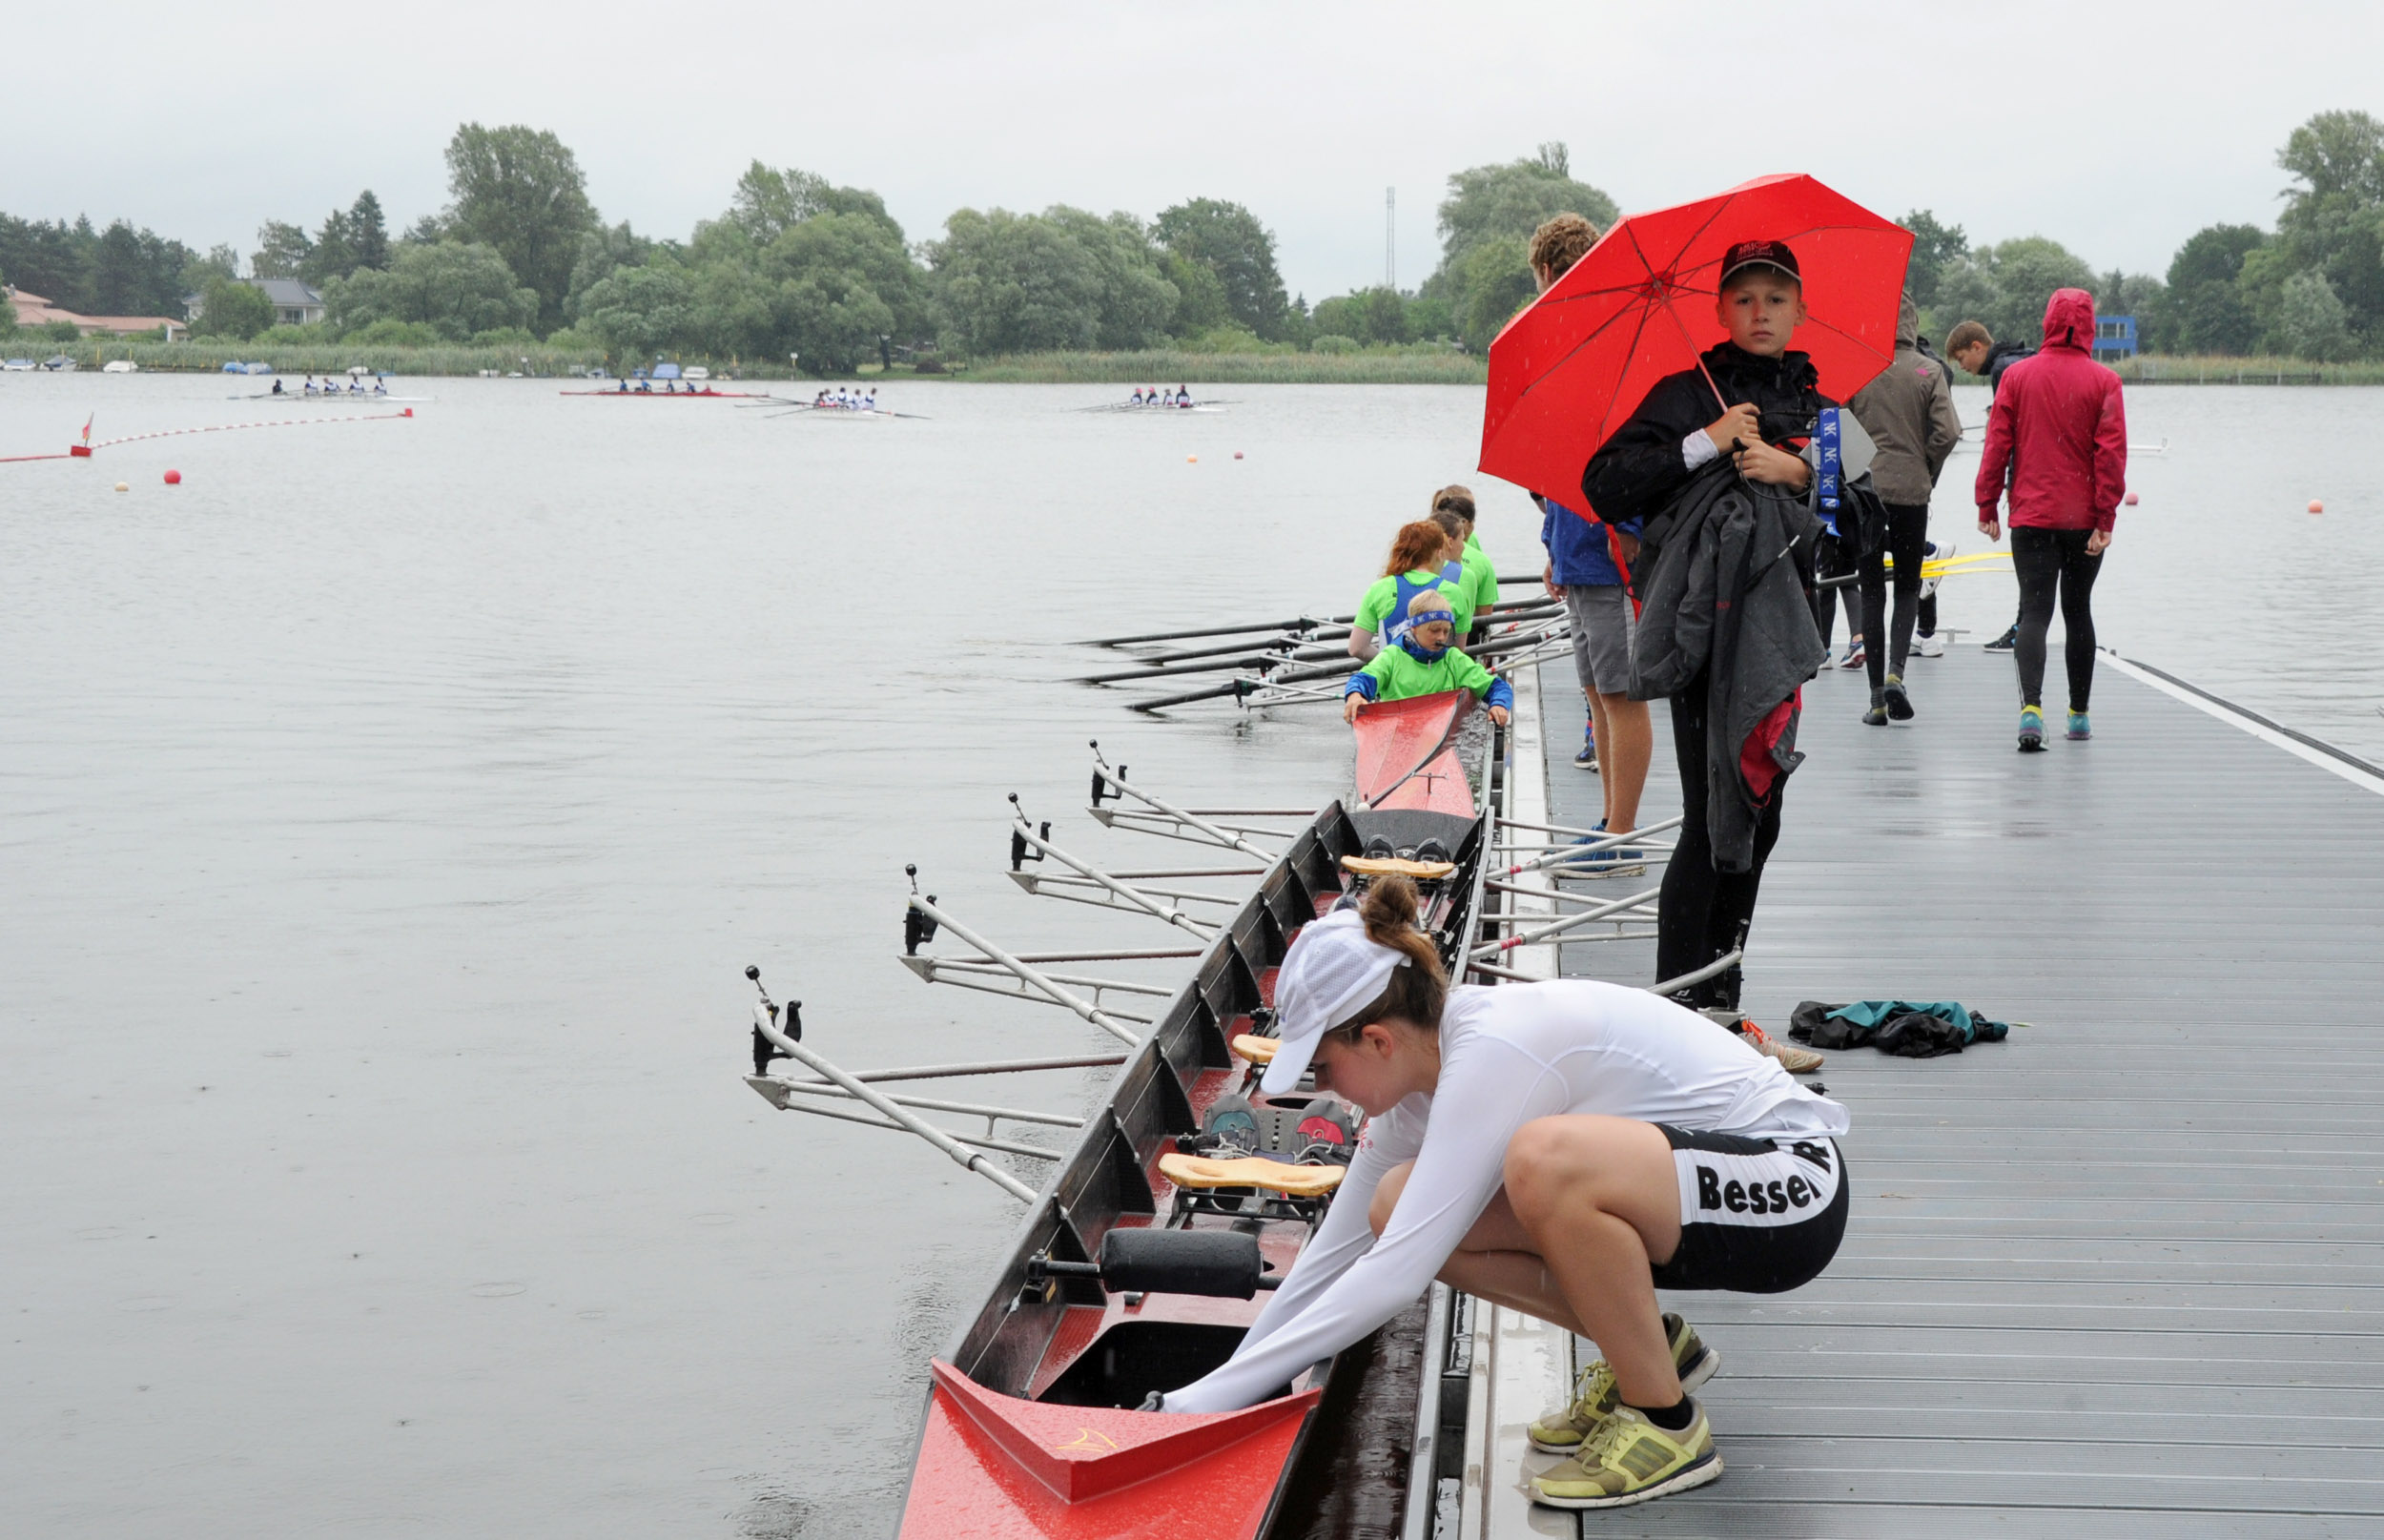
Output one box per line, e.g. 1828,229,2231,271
2018,706,2045,752
2066,710,2092,741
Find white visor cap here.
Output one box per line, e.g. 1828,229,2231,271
1259,908,1412,1095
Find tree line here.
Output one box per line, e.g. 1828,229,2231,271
9,111,2384,366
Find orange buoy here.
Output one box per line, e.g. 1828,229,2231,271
2309,500,2325,514
1187,455,1198,463
113,481,129,492
163,469,182,485
2122,491,2138,505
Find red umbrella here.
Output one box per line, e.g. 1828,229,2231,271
1478,174,1912,511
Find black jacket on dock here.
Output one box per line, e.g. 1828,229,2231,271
1580,342,1834,536
1626,462,1828,871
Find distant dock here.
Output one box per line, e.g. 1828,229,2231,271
1424,647,2384,1536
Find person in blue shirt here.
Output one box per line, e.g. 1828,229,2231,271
1531,213,1650,857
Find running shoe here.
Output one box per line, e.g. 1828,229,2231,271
1837,641,1867,670
1575,739,1598,770
1734,1018,1824,1074
2067,710,2092,741
1883,675,1915,721
1530,1403,1722,1509
1920,538,1953,598
1564,820,1642,875
1529,1314,1719,1453
1983,623,2020,652
2018,705,2046,752
1912,631,1946,657
1861,701,1888,727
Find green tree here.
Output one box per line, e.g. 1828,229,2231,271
565,221,658,324
767,211,924,368
252,220,312,279
442,122,601,335
2249,110,2384,354
350,192,390,272
932,209,1101,353
324,240,539,340
1045,208,1177,349
1431,143,1617,290
1311,287,1410,346
196,275,274,339
573,260,700,360
1930,236,2097,347
1453,234,1536,352
2275,269,2356,359
1161,251,1233,336
0,291,16,335
1153,198,1290,339
1898,210,1969,308
2164,224,2266,354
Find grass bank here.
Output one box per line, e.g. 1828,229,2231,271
951,348,1488,385
3,337,611,378
2113,355,2384,385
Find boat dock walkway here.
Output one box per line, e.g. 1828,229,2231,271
1459,646,2384,1537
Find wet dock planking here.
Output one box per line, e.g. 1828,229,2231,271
1529,645,2384,1537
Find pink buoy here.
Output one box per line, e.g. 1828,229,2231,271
1233,451,1244,460
163,469,182,485
2309,500,2325,514
2122,491,2138,505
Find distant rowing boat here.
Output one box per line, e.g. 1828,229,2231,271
232,391,430,402
1080,399,1235,415
557,386,773,399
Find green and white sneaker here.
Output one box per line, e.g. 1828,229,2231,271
1527,1313,1718,1453
1530,1401,1723,1509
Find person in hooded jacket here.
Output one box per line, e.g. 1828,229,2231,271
1973,288,2127,750
1845,292,1963,724
1579,240,1827,1069
1948,320,2039,651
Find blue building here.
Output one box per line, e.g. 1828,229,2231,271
2092,315,2137,361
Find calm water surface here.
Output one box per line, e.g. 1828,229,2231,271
4,375,2377,1537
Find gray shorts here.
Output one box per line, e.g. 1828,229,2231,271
1565,584,1634,696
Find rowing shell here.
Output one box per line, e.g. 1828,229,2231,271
556,387,773,399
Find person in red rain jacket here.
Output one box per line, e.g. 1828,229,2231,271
1973,287,2127,751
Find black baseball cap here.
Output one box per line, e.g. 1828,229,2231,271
1718,239,1801,286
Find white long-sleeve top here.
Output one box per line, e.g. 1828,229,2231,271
1160,980,1849,1414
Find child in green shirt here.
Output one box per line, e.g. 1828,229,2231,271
1343,587,1515,725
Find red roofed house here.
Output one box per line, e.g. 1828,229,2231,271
5,285,186,340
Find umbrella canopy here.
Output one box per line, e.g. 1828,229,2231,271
1479,174,1912,512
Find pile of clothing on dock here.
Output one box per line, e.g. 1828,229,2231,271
1787,999,2015,1058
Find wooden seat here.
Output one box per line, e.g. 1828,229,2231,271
1341,853,1458,880
1229,1033,1280,1065
1158,1152,1345,1198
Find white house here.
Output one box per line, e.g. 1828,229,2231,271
183,277,328,328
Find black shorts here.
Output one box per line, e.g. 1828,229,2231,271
1649,1124,1848,1294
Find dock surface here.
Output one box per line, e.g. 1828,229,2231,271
1510,646,2384,1537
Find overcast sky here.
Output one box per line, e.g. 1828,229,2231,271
17,2,2379,299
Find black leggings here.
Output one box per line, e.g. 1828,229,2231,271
1859,503,1928,688
1659,679,1784,1008
1809,529,1860,648
2011,525,2105,711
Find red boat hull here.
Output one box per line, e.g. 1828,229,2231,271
899,1362,1318,1539
1350,688,1475,815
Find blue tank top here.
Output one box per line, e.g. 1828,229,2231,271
1383,569,1457,647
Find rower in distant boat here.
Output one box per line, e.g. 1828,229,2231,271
864,388,878,411
271,379,284,395
303,376,319,395
1341,587,1512,727
1175,383,1191,405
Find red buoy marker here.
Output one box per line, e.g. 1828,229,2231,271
163,469,182,485
2310,500,2325,514
2122,491,2138,505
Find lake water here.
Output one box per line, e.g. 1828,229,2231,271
5,374,2379,1538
